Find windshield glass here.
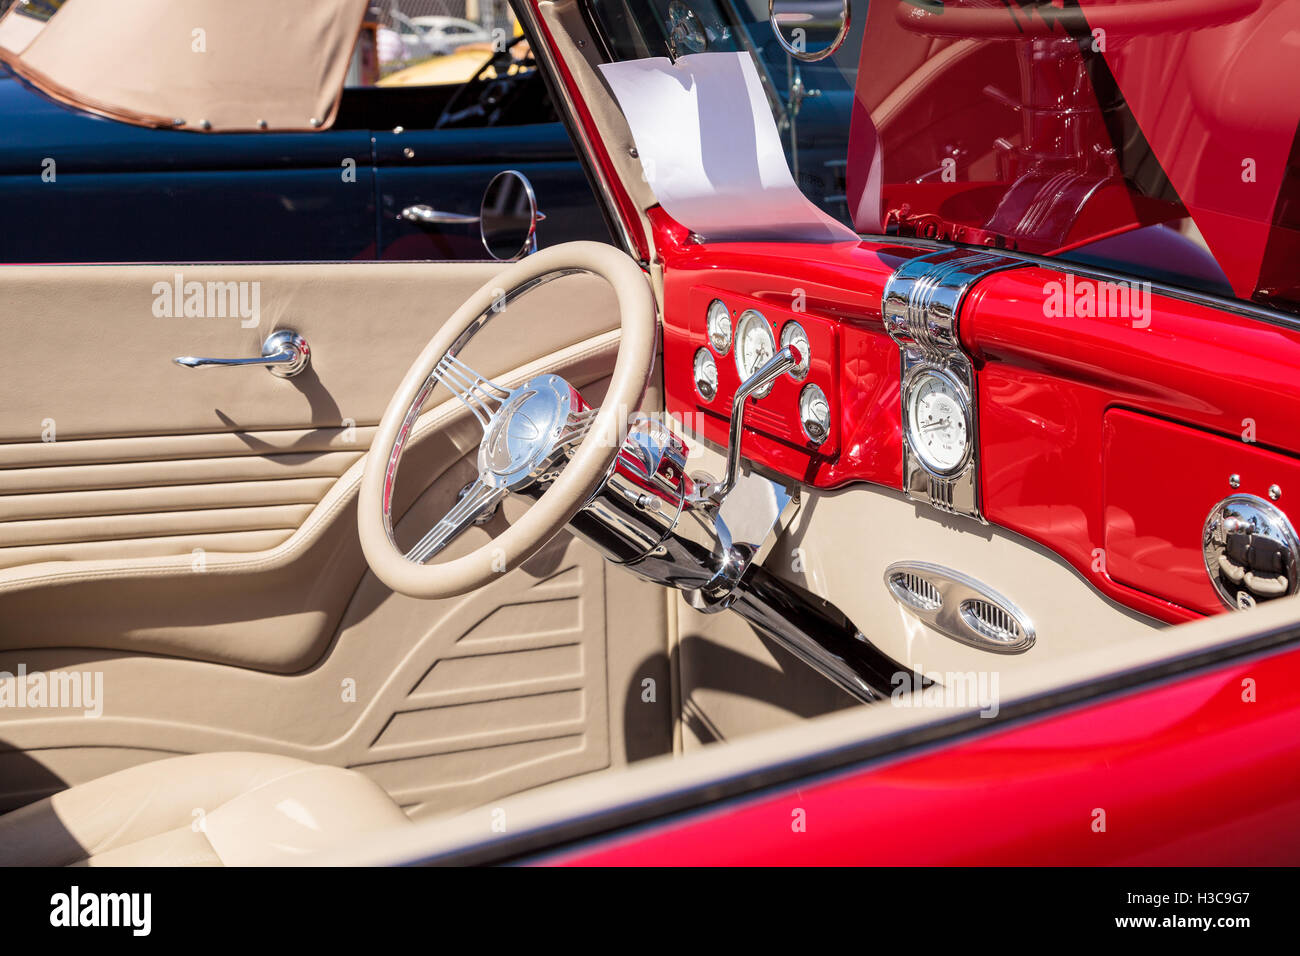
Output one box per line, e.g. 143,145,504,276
583,0,1300,315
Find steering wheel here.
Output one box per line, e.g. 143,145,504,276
435,34,541,130
358,241,657,599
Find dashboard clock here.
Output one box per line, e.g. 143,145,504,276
734,309,776,396
904,367,972,475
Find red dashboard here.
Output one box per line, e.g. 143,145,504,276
652,209,1300,626
656,209,917,491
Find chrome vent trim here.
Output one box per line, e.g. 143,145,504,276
959,598,1025,647
883,561,1035,654
887,570,942,611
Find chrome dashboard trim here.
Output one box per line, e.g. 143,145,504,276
873,234,1300,336
881,249,1021,522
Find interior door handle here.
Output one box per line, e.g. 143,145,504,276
174,329,310,378
399,204,480,225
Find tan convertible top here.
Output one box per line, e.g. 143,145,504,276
0,0,369,132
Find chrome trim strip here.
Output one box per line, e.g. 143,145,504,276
873,234,1300,335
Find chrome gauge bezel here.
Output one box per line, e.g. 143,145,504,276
798,382,830,445
902,364,973,478
779,321,811,381
706,298,732,355
734,309,777,398
693,347,718,402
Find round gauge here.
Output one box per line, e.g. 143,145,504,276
693,348,718,402
799,383,830,445
706,299,732,355
780,321,811,380
905,368,971,475
734,309,776,396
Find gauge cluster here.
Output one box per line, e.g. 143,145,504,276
681,288,840,455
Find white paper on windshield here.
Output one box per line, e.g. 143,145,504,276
599,53,859,243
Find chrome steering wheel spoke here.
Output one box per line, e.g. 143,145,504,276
431,353,511,429
405,477,507,564
555,406,598,455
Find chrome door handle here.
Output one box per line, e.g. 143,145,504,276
399,204,480,225
174,329,310,378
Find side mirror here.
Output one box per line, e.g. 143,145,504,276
769,0,851,62
480,170,546,260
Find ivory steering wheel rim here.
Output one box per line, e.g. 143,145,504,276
358,241,657,599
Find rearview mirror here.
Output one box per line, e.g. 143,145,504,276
769,0,851,62
480,170,544,261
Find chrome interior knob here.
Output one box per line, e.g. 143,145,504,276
1203,494,1300,609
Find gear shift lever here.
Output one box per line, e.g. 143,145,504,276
706,345,801,505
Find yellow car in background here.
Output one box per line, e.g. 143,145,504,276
379,44,496,87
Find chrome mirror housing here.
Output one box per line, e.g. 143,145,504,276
480,170,545,260
769,0,851,62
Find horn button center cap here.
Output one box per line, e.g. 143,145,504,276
481,374,574,485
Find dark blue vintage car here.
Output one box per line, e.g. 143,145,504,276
0,19,620,264
0,0,850,264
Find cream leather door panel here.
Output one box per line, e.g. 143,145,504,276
0,262,618,664
0,260,674,815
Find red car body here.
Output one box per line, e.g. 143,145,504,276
544,642,1300,865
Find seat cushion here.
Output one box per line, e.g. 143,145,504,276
0,751,410,866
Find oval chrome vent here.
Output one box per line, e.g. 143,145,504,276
959,599,1025,647
882,562,1035,654
887,570,942,611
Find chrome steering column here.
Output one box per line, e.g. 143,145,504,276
566,347,802,612
530,346,909,703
